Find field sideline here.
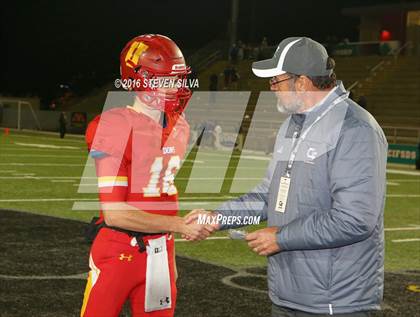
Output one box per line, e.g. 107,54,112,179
0,130,419,271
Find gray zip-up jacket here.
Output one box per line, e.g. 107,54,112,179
216,82,388,315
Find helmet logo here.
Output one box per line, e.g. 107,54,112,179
125,41,149,68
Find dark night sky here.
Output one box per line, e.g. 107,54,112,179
0,0,411,102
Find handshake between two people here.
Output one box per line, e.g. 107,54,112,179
179,209,219,241
178,209,281,256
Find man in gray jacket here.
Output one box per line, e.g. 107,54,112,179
186,37,387,316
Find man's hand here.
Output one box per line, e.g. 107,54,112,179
182,209,219,241
184,209,220,229
178,218,215,241
246,227,281,256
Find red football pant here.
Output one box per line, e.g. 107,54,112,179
80,228,177,317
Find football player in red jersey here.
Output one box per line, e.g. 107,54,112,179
80,34,214,317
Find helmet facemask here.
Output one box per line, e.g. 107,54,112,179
128,66,192,114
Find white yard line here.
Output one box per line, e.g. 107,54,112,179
0,162,265,170
240,155,271,161
9,132,84,143
386,181,400,186
69,189,237,201
14,142,81,150
0,176,88,179
184,159,204,163
50,180,77,183
0,158,417,174
384,227,420,232
0,163,91,167
175,236,229,242
387,194,420,198
0,147,82,152
2,157,418,176
392,238,420,243
179,177,261,180
184,196,238,200
0,198,96,202
70,202,224,210
1,155,203,161
0,176,258,180
386,169,420,176
0,273,87,280
178,201,227,205
178,166,266,169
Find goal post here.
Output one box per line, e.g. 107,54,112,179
0,99,42,130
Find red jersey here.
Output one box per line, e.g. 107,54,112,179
86,106,190,218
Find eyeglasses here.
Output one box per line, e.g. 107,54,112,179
269,76,294,86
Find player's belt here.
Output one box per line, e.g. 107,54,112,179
86,217,165,253
107,225,165,253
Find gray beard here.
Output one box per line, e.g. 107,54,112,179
276,98,305,114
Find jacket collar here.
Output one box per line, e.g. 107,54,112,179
307,81,347,115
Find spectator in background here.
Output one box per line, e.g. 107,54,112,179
231,67,240,90
243,43,251,59
209,74,219,106
260,36,268,49
189,123,199,147
59,111,67,139
258,36,269,60
213,123,223,149
416,142,420,170
341,37,350,45
325,35,339,55
380,42,391,56
223,65,233,89
237,40,244,61
202,121,215,148
249,45,258,59
197,120,214,147
209,74,218,91
229,44,239,64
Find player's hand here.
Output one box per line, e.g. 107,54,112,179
184,209,220,235
182,209,219,241
184,209,220,229
181,221,214,241
245,227,281,256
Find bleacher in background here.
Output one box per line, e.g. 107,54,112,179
195,54,419,147
352,56,420,144
15,52,417,150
